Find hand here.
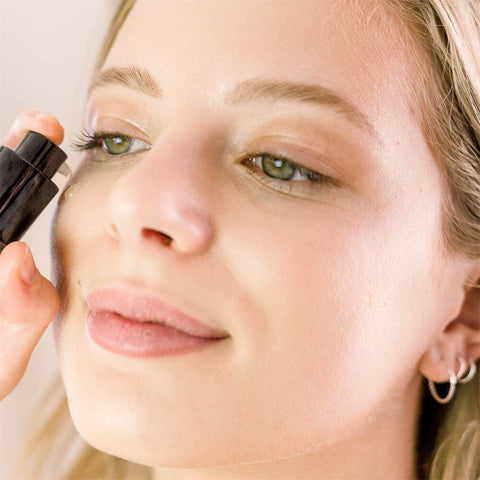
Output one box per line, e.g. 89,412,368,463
0,111,64,401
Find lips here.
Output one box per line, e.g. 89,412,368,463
84,284,229,339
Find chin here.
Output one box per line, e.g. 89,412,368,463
65,388,243,469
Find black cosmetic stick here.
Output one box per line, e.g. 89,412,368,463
0,131,70,251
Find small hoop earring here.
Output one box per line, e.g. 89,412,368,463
455,354,467,380
428,365,457,404
457,357,477,384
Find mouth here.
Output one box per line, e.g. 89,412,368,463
84,285,230,358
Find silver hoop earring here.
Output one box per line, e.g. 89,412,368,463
457,357,477,384
455,354,467,380
428,366,457,404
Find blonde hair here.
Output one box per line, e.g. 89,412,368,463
9,0,480,478
384,1,480,475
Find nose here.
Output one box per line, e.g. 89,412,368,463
105,134,214,256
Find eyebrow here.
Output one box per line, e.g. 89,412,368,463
226,78,377,136
88,65,376,137
88,66,162,98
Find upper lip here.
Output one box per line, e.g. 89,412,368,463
84,284,229,339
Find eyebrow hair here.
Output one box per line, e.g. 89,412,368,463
225,78,376,136
88,66,162,98
88,65,376,138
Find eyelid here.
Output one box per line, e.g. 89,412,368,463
87,116,152,144
71,129,152,159
247,135,340,178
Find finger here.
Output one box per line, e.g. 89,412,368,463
0,242,60,401
2,110,65,149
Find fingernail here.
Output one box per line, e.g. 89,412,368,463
34,112,55,120
19,247,37,286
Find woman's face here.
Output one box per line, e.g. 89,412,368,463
52,0,472,472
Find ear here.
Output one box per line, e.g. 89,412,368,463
418,267,480,383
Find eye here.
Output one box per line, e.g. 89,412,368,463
241,153,333,194
261,154,296,180
103,135,137,155
72,129,151,157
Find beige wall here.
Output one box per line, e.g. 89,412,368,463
0,1,114,476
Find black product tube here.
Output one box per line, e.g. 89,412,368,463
0,131,69,250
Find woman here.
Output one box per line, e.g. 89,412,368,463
1,0,479,478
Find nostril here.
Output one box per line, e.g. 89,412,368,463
141,228,173,246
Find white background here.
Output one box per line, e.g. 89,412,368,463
0,1,115,476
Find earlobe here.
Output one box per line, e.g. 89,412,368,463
418,275,480,383
418,329,466,383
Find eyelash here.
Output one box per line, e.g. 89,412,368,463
72,128,149,154
71,129,333,194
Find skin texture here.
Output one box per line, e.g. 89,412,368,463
50,1,480,478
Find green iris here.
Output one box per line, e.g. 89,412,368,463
262,154,296,180
103,136,132,155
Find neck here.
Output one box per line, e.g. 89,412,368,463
153,375,422,480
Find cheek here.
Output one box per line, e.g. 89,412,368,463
52,169,113,347
54,167,113,265
220,180,444,431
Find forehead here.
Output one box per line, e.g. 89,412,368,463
103,0,416,115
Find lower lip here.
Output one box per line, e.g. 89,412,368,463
86,311,225,357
